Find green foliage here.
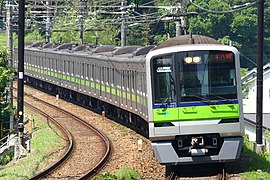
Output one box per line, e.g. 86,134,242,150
241,68,250,98
0,108,62,179
240,68,249,78
25,30,44,43
93,171,116,180
265,130,270,139
127,23,151,46
93,168,141,180
0,48,13,127
240,137,270,179
115,168,141,180
0,152,13,165
188,0,233,38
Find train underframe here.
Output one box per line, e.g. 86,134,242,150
25,76,149,137
152,135,243,165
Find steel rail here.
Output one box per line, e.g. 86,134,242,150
25,100,75,180
14,87,112,179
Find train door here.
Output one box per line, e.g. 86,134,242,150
39,55,42,79
109,67,113,103
85,63,90,94
81,62,85,93
66,60,70,87
126,70,131,110
29,54,33,77
88,64,95,94
34,54,37,77
76,61,80,91
62,60,66,86
34,54,38,78
137,72,142,116
130,70,135,112
39,54,43,80
134,71,139,112
120,69,124,108
82,61,86,93
44,54,48,81
111,68,116,105
24,52,29,75
100,65,103,99
142,72,147,117
48,57,52,82
55,56,58,85
70,61,75,89
101,66,105,100
38,55,41,79
95,65,100,98
53,57,57,84
114,68,119,105
90,64,96,96
79,61,83,92
58,55,63,86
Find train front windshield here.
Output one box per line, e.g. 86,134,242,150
152,50,237,104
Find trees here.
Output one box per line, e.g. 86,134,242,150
0,47,13,136
187,0,270,69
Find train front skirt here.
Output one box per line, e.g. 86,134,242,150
151,136,243,165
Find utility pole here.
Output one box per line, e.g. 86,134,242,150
17,0,25,146
6,0,13,106
6,0,13,130
45,1,51,42
79,0,86,44
175,2,186,36
121,0,127,47
255,0,265,153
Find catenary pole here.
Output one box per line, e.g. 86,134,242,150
17,0,25,146
121,0,127,47
78,0,86,44
6,0,14,131
6,0,13,113
256,0,264,147
45,1,50,42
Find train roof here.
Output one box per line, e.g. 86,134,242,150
154,34,220,50
26,42,154,54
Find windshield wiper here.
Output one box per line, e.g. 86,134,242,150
214,95,235,103
182,95,216,104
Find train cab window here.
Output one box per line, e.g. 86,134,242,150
152,55,175,104
178,50,237,102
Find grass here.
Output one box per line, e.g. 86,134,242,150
240,135,270,179
0,108,62,180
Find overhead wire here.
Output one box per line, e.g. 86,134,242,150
189,0,258,14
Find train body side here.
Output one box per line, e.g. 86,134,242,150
13,46,149,135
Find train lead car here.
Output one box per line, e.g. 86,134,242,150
146,35,244,165
14,34,244,170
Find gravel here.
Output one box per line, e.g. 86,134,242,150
24,85,165,179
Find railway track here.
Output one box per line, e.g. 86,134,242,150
166,163,233,180
14,88,112,179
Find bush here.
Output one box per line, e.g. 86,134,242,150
0,152,13,165
94,168,141,180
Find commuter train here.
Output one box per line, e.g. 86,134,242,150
14,35,244,167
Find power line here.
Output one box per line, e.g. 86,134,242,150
189,0,258,14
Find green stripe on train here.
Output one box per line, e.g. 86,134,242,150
24,65,145,104
153,104,239,122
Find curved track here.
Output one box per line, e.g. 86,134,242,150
15,88,112,179
166,164,232,180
